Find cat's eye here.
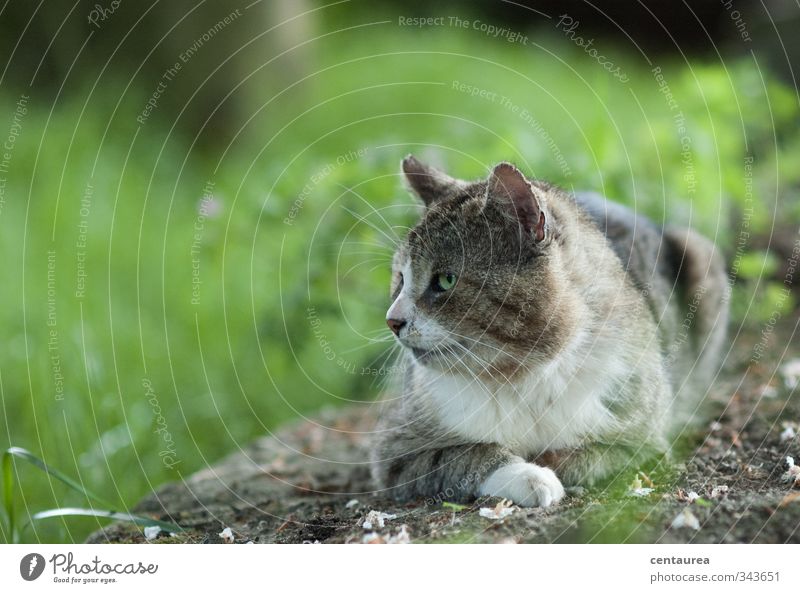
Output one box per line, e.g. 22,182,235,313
393,272,404,295
432,272,457,292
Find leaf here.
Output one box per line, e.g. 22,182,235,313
30,508,183,533
4,447,113,508
442,502,468,511
2,450,15,542
2,447,184,542
694,497,712,507
637,471,655,488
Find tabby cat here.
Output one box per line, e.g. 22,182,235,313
370,156,728,507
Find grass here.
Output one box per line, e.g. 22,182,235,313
2,447,182,542
0,20,797,542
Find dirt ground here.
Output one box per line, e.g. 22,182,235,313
87,314,800,544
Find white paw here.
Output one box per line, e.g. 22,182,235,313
478,462,565,508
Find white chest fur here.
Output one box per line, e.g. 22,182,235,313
418,331,627,455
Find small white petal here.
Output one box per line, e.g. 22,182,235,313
627,487,654,497
710,485,729,499
479,506,515,520
671,509,701,530
780,359,800,389
361,510,397,530
219,527,234,543
387,525,411,544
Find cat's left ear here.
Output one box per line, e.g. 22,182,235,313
486,162,547,242
402,155,465,207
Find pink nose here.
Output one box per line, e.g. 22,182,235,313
387,318,406,336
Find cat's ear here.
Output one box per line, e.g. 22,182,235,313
486,162,547,242
402,155,464,207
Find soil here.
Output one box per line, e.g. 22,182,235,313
87,315,800,544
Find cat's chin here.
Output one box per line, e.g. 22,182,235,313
405,343,504,377
406,346,451,367
407,346,469,374
409,346,435,363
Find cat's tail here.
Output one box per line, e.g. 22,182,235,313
663,225,730,396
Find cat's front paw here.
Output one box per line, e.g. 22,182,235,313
478,462,565,508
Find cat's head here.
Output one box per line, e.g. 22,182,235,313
386,155,575,380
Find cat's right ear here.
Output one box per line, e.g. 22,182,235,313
486,163,548,242
402,155,464,207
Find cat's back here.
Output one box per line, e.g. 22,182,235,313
572,190,729,412
572,191,672,294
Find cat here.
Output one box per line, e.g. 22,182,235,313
370,155,729,507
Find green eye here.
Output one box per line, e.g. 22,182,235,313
433,272,457,292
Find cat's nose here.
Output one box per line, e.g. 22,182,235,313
386,318,407,336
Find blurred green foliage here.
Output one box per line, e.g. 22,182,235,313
0,22,796,543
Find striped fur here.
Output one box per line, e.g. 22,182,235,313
371,157,728,507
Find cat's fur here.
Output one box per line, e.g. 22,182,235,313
370,156,729,507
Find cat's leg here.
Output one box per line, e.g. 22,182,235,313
478,459,565,507
372,438,565,507
537,440,665,487
372,440,512,503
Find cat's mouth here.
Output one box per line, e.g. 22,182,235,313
410,346,436,362
407,345,456,365
405,339,520,378
408,344,465,367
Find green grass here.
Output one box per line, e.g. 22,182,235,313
0,21,796,542
2,447,183,542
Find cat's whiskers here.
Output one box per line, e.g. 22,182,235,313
339,204,401,249
336,185,405,245
368,342,406,391
338,248,394,259
439,343,512,411
342,257,394,278
436,342,489,387
358,340,404,379
325,240,394,252
352,195,415,243
368,262,389,274
447,340,519,389
364,327,393,336
445,329,532,371
338,337,395,357
397,344,509,429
